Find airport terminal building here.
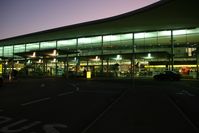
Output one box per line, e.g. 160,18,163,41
0,0,199,79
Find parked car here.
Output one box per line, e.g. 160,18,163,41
153,71,181,81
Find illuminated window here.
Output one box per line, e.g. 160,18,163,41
120,33,132,40
187,28,199,34
103,35,120,42
26,43,39,52
91,36,101,43
78,36,101,44
134,33,145,39
173,30,187,35
14,44,25,53
158,31,171,36
57,39,76,48
186,48,196,56
0,47,3,56
40,41,56,50
78,38,91,44
4,46,13,57
145,32,157,38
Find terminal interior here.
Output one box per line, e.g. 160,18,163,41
0,28,199,79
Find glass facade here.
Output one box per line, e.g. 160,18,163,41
0,28,198,79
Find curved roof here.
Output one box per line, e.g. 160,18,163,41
1,0,199,45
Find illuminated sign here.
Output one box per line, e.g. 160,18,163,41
0,64,2,75
86,71,91,79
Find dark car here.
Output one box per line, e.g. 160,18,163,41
153,71,181,81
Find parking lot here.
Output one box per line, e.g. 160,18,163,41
0,78,198,133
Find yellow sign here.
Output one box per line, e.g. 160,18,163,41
0,64,2,75
86,71,91,79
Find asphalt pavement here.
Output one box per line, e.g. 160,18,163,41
0,78,198,133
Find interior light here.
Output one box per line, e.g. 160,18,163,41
27,60,31,64
115,55,122,60
74,57,77,61
53,50,56,56
38,59,42,63
95,56,100,61
31,52,36,58
91,56,100,61
144,53,153,59
49,50,57,56
52,58,56,63
148,53,151,58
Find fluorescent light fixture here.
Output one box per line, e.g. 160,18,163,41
95,56,100,61
27,60,31,64
114,55,122,60
38,59,42,63
91,56,100,61
74,57,77,62
52,58,56,63
144,53,153,59
148,53,151,58
30,52,36,58
49,49,57,56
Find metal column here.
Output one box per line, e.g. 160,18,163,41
101,36,104,74
66,54,69,79
171,30,174,71
132,33,135,79
75,39,78,77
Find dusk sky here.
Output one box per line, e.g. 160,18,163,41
0,0,159,40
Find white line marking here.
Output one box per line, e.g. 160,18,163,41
176,90,195,97
79,90,118,94
168,97,199,132
57,92,74,97
43,124,68,132
81,89,127,133
68,83,80,91
0,119,41,132
71,83,77,87
76,87,79,91
21,97,51,106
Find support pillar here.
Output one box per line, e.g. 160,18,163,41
101,36,104,75
66,54,69,79
75,39,78,77
132,33,135,79
106,58,109,77
86,60,89,71
55,60,58,76
171,30,174,71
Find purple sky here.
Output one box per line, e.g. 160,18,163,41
0,0,159,40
